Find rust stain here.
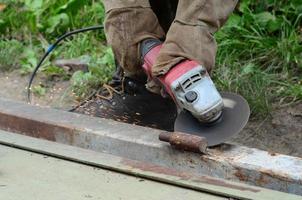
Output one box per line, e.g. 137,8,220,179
268,151,278,156
122,158,260,193
234,169,248,182
0,112,77,144
260,169,295,183
256,174,269,186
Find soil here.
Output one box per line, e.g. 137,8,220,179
0,70,76,110
231,103,302,157
1,70,301,157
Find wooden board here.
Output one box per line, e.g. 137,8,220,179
0,130,301,200
0,144,224,200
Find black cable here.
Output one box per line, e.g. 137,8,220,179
27,25,104,103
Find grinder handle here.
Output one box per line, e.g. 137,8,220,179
141,39,163,79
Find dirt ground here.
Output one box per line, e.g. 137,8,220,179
231,103,302,157
0,70,301,157
0,70,76,110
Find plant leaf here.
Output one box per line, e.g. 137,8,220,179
46,13,70,33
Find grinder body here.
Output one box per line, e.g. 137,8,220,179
141,39,223,123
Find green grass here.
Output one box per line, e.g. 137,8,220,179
0,0,301,118
0,39,24,71
213,0,302,117
0,0,113,100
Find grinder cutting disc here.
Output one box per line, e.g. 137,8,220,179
174,92,250,146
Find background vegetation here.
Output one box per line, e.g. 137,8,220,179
0,0,301,118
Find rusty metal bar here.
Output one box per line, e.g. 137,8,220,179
159,132,208,153
0,98,301,195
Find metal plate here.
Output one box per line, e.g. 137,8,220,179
174,92,250,146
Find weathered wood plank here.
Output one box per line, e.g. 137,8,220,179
0,144,224,200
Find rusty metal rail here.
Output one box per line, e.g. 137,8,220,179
0,97,301,196
159,131,208,153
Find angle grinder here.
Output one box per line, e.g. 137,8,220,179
141,39,250,146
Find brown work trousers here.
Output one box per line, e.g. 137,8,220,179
104,0,237,92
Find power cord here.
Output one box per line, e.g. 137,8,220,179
27,25,104,103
